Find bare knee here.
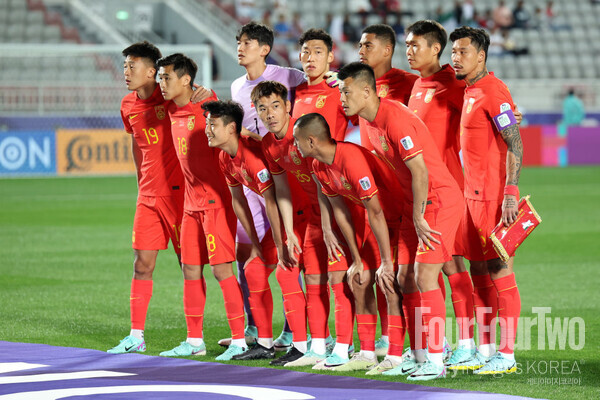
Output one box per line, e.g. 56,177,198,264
397,266,417,294
211,263,234,282
133,250,158,280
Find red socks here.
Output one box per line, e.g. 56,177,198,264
130,279,153,330
244,257,274,339
184,279,206,338
421,288,446,353
376,285,389,336
356,314,377,351
306,283,329,339
331,282,355,345
448,271,475,340
472,274,498,346
387,314,406,357
403,291,426,350
218,275,246,341
276,267,307,342
438,272,446,301
494,273,521,354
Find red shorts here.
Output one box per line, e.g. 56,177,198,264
462,198,503,261
259,227,279,265
397,194,462,265
358,220,399,271
132,194,183,253
303,218,349,274
180,206,237,266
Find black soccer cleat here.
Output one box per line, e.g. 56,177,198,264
231,343,275,360
270,346,304,366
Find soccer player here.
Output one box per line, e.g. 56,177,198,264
293,113,405,373
404,20,475,365
337,62,464,380
225,22,307,348
107,42,185,355
155,53,248,360
252,81,351,367
202,100,310,362
449,26,523,375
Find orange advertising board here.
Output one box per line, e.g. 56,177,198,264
56,129,136,175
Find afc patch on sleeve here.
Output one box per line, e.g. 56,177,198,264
400,136,414,150
257,168,270,183
500,102,511,112
358,176,372,191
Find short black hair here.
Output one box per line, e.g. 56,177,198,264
122,41,161,76
337,62,376,92
298,28,333,52
157,53,198,87
236,21,274,57
406,20,447,59
449,26,490,61
294,113,331,141
201,100,244,135
251,80,288,106
362,24,396,53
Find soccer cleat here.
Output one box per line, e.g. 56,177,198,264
446,349,486,371
374,337,389,357
365,356,402,375
284,349,326,367
159,341,206,357
407,361,446,381
382,357,422,376
107,335,146,354
215,344,247,361
312,353,349,370
443,341,453,362
332,352,377,372
232,343,275,360
325,335,335,355
217,325,258,348
270,346,304,366
347,344,355,357
473,352,517,375
273,331,293,351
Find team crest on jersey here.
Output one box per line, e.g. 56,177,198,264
315,95,327,109
379,135,389,151
340,176,352,191
187,116,195,130
378,84,389,98
290,149,302,165
155,105,166,120
466,97,475,114
424,89,436,103
242,169,252,182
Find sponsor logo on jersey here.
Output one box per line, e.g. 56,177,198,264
400,136,414,150
187,116,195,130
155,105,166,120
378,84,389,98
379,135,389,151
290,149,302,165
500,102,511,112
257,168,270,183
315,95,327,109
466,97,475,114
425,89,436,103
358,176,371,191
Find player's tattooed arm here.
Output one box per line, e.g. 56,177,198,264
500,123,523,186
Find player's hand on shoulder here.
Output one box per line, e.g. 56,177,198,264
190,84,212,103
241,127,262,141
324,71,340,88
514,105,523,125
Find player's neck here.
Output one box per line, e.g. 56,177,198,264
172,87,193,107
359,96,380,122
274,118,290,139
320,141,337,165
136,81,157,100
372,61,392,80
465,67,488,87
419,62,442,79
307,71,327,86
245,61,268,81
222,137,239,158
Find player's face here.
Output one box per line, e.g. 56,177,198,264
358,33,388,69
293,127,312,158
123,55,155,91
339,77,365,117
451,37,483,80
300,39,333,80
158,64,187,101
255,94,291,135
205,114,231,148
237,34,268,67
406,33,437,71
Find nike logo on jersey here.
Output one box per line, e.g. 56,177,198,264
208,254,216,259
129,114,139,120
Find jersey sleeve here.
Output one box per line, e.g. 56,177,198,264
312,160,337,197
486,82,516,132
219,153,241,188
343,145,379,201
120,108,133,134
261,137,286,175
388,117,425,162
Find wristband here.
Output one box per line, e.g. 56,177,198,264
504,185,519,199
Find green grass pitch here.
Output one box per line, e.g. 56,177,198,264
1,166,599,399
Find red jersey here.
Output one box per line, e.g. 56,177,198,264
121,85,184,196
312,141,403,223
361,98,460,214
460,72,516,201
292,81,350,141
408,64,465,189
361,68,419,150
262,117,319,206
168,93,232,211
